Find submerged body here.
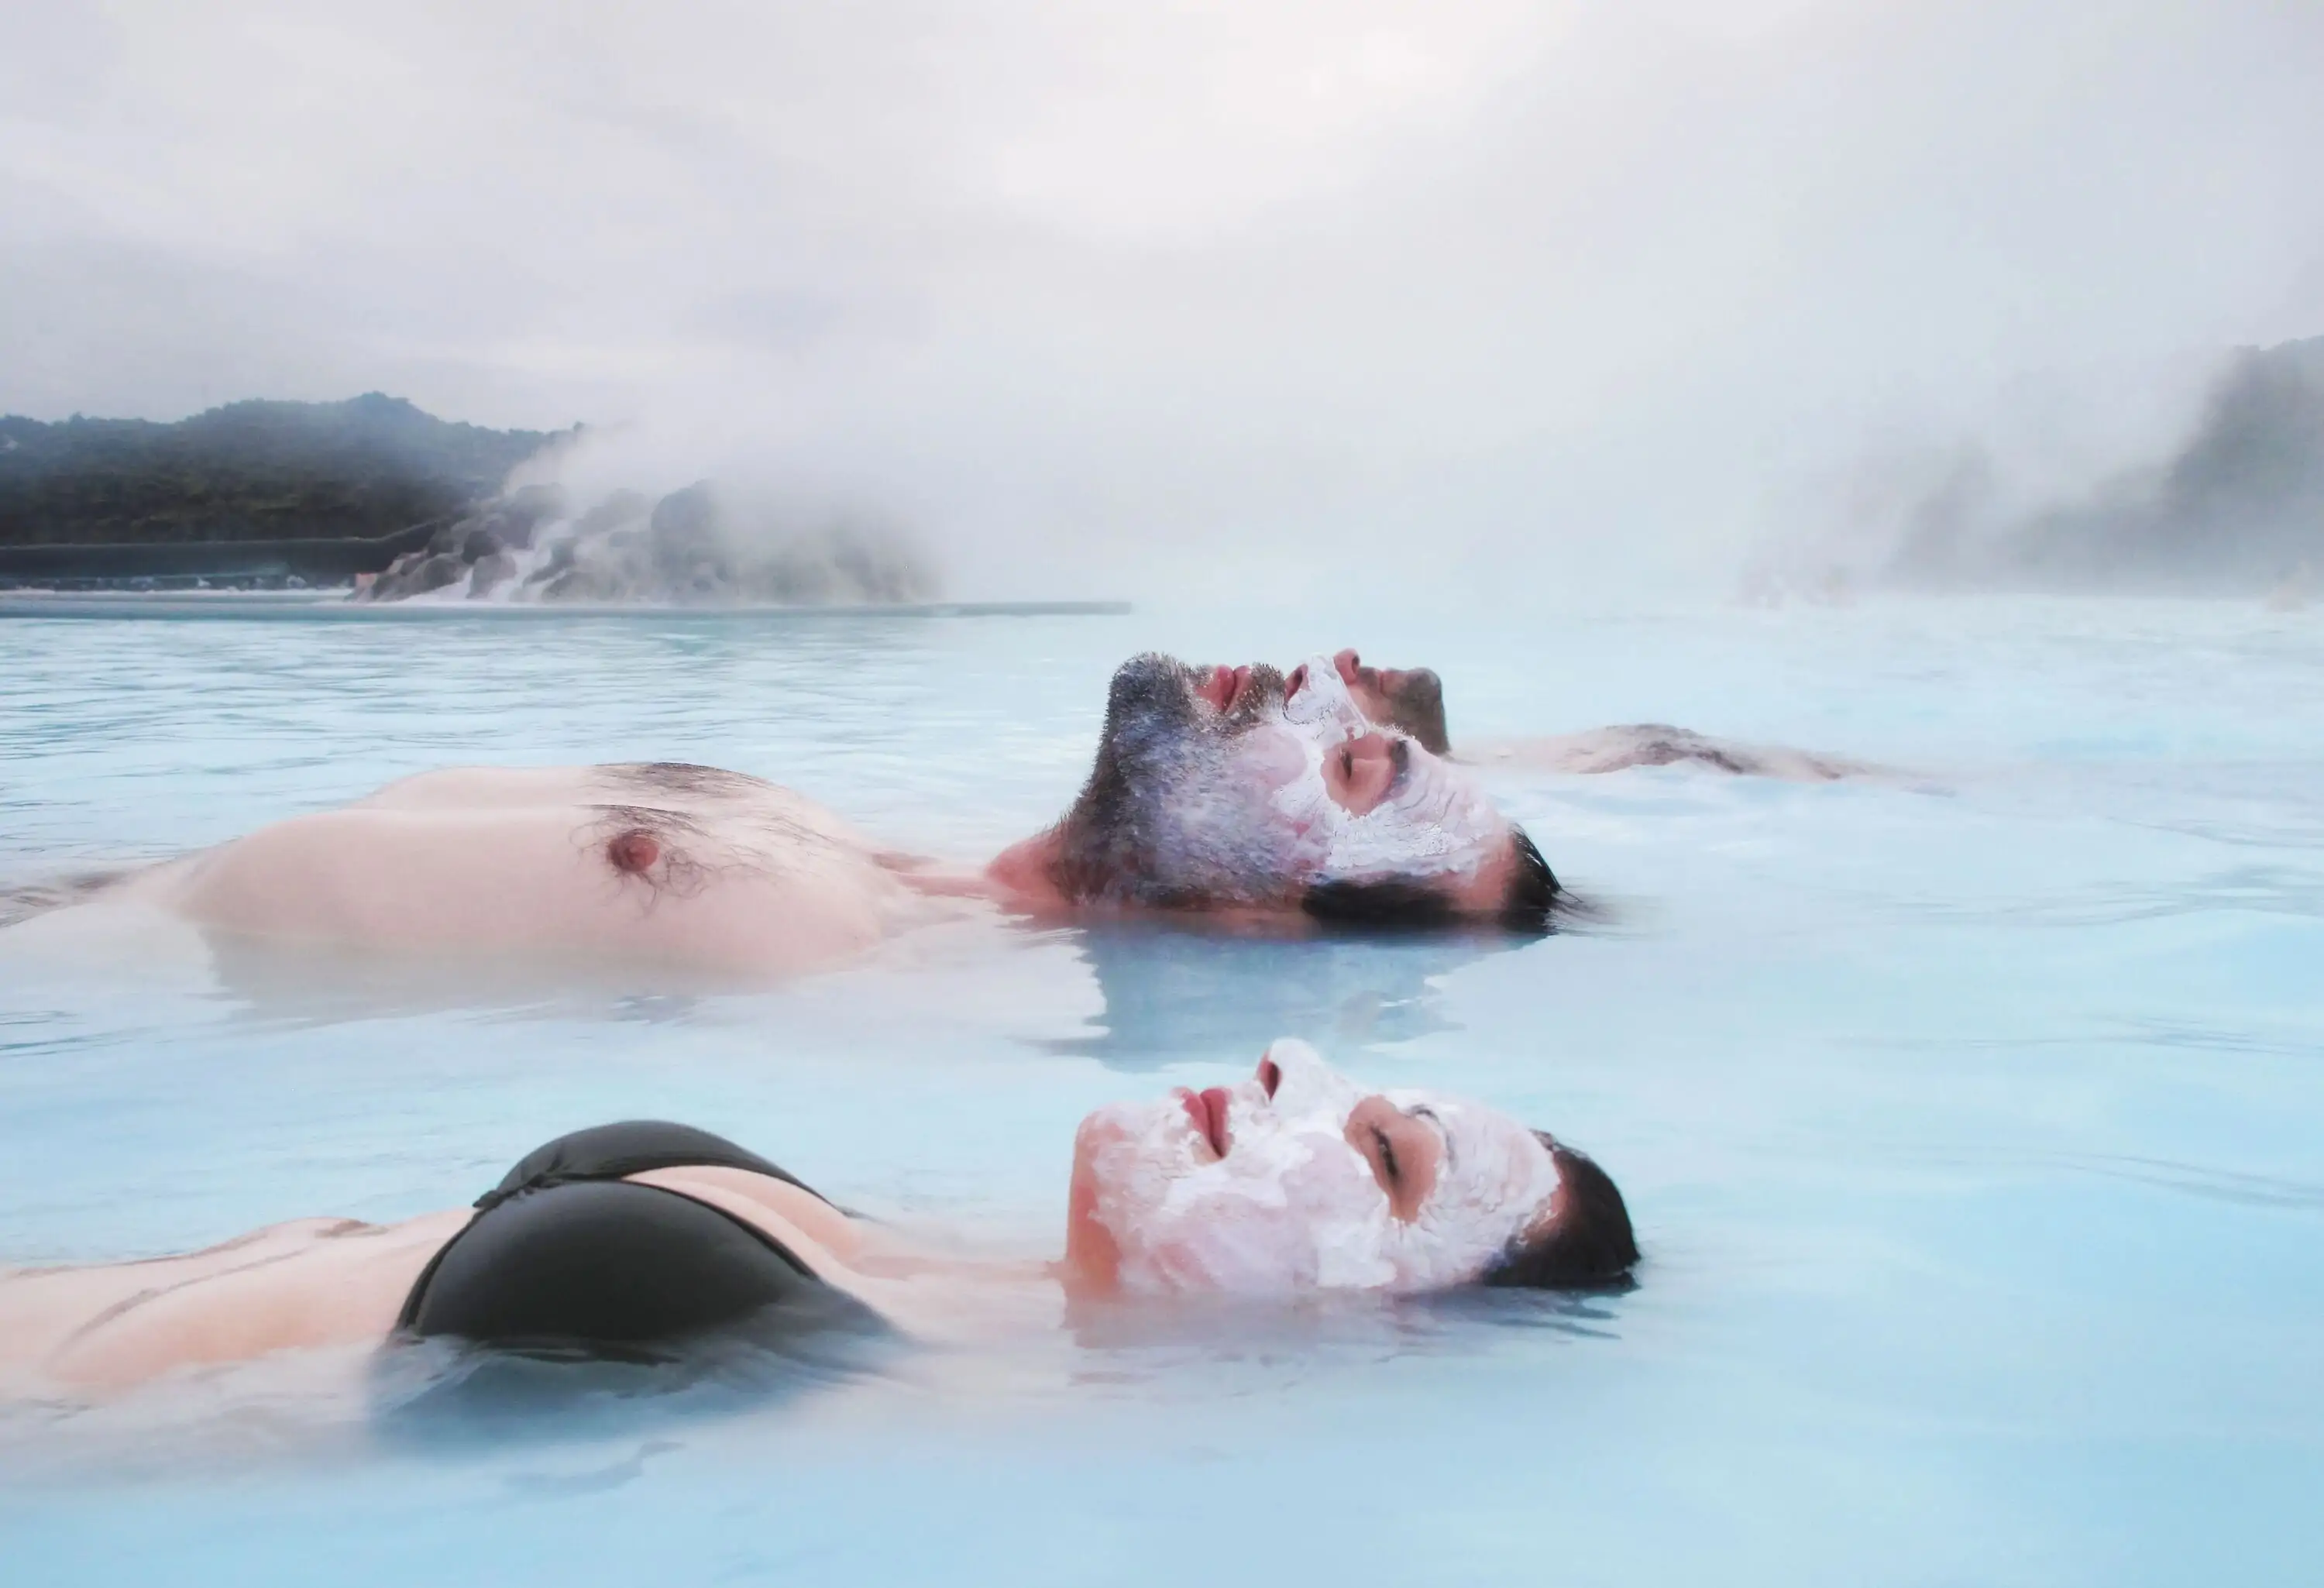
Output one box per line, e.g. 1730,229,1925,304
123,762,942,977
89,650,1560,971
0,1130,1003,1397
1326,649,1887,782
1462,725,1886,782
6,648,1882,972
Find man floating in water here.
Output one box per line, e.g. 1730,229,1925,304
9,647,1888,973
102,651,1559,978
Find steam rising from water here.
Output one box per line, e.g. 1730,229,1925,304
358,472,937,606
1760,335,2324,601
6,2,2324,600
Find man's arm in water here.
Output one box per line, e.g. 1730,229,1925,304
1329,649,1885,781
1456,725,1890,782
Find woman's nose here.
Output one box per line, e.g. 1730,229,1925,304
1257,1053,1282,1099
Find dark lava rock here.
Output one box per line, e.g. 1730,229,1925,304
572,489,648,538
647,482,730,591
475,483,567,551
649,481,719,541
356,548,431,600
524,535,579,586
541,564,623,601
468,549,518,598
362,479,937,606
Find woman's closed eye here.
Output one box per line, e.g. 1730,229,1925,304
1370,1122,1400,1184
1346,1099,1440,1220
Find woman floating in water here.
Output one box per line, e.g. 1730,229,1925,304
0,1041,1635,1397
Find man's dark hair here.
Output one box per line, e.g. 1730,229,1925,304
1480,1136,1639,1291
1297,822,1562,936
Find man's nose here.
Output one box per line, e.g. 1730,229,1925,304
1332,649,1365,687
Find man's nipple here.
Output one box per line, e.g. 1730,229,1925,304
608,830,660,874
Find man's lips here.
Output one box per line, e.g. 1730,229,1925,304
1198,664,1252,713
1176,1085,1233,1157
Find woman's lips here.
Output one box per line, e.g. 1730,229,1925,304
1176,1086,1233,1157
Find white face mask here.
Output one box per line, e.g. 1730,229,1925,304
1267,656,1508,882
1060,652,1511,909
1075,1039,1563,1295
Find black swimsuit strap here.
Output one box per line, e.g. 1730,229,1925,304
473,1119,829,1213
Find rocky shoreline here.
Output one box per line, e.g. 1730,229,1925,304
355,480,935,606
0,394,939,605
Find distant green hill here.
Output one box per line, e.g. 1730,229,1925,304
1884,333,2324,594
0,394,572,546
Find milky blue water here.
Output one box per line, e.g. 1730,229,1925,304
1,599,2319,1586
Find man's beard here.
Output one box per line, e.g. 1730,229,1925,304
1048,654,1310,909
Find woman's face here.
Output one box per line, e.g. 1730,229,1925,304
1064,1039,1563,1295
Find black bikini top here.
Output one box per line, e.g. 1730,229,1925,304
396,1120,868,1358
469,1119,828,1214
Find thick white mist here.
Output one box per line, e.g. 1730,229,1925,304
5,2,2322,602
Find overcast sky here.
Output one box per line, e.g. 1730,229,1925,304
5,2,2322,596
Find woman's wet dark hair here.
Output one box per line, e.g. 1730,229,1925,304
1298,876,1459,930
1299,823,1562,936
1480,1136,1639,1291
1499,827,1560,933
